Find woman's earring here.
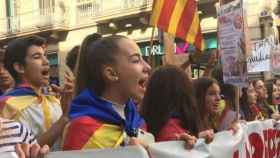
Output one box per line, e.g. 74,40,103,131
114,76,119,81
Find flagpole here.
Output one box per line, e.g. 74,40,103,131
148,27,156,68
234,0,244,122
235,86,240,121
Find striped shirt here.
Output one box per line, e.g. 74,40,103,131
0,118,36,153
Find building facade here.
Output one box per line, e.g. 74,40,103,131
0,0,278,81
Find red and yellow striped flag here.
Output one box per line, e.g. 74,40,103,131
150,0,205,51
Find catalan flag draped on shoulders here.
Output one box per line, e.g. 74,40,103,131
150,0,205,51
62,88,154,150
0,83,62,136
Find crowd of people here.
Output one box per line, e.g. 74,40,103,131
0,34,279,157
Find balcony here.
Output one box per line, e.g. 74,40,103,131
0,7,68,40
201,17,217,33
76,0,153,26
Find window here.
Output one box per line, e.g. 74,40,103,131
76,0,101,17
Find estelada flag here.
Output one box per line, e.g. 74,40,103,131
150,0,205,51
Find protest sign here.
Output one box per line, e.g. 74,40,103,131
218,0,248,87
247,36,277,73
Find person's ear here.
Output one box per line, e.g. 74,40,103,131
13,62,25,74
103,66,119,82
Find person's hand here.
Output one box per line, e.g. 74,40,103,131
61,72,74,116
271,112,280,121
51,72,74,117
15,143,49,158
228,120,240,135
128,137,149,149
50,84,62,98
175,133,197,150
273,119,280,128
254,113,264,120
207,49,219,69
198,129,214,144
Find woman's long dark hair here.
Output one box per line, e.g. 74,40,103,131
141,65,203,136
265,81,274,105
193,77,219,129
240,84,253,121
252,79,273,117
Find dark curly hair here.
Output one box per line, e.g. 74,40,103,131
4,35,46,83
141,65,203,137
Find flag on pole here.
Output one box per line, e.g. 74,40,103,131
150,0,205,51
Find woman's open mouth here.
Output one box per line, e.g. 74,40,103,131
138,78,147,92
41,69,49,79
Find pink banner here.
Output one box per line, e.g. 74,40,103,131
176,43,189,54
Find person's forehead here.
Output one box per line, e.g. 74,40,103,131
27,45,44,54
209,83,220,90
256,80,264,86
117,38,140,55
248,84,254,90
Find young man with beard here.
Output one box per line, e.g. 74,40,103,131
0,36,73,149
